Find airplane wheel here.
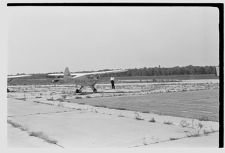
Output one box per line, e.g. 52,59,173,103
93,88,97,93
76,89,80,93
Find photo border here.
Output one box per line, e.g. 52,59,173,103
7,2,224,148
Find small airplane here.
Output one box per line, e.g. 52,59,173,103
7,67,127,93
48,67,128,93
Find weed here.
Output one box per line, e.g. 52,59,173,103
35,96,42,98
198,122,203,129
187,132,201,137
149,117,156,123
56,98,64,102
135,112,144,120
75,96,82,99
143,137,148,145
118,114,125,117
142,111,150,113
203,129,211,135
47,97,54,101
94,105,107,108
210,128,217,133
111,107,127,110
50,92,56,96
198,116,210,121
57,103,63,107
187,121,204,137
180,120,190,128
61,90,66,94
203,127,218,135
7,120,27,131
61,95,67,99
169,137,178,141
16,98,26,101
163,121,173,125
29,131,58,144
78,103,85,105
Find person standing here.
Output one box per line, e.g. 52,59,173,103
110,77,115,89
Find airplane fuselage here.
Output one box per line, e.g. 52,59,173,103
48,67,127,92
63,75,100,87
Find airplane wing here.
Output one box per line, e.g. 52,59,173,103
48,73,65,76
72,69,128,78
48,69,128,78
8,74,32,79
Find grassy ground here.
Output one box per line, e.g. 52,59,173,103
106,74,218,81
69,89,219,122
8,74,218,85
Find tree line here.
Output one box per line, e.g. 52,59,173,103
14,65,217,77
101,65,217,77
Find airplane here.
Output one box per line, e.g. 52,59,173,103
48,67,128,93
7,68,127,93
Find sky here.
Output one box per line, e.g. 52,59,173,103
8,6,219,74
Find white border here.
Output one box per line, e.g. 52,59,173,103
1,0,224,153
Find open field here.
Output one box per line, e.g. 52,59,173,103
70,89,219,121
7,79,219,147
8,74,218,85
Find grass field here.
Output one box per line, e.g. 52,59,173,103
8,74,218,85
107,74,218,81
8,78,219,122
69,89,219,122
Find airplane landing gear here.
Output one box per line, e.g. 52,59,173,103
75,89,80,93
93,88,97,93
90,86,97,93
75,86,83,93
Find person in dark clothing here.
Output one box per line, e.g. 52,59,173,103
110,77,115,89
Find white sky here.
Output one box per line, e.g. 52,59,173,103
8,6,219,74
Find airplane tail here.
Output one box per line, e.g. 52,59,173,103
64,67,71,76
